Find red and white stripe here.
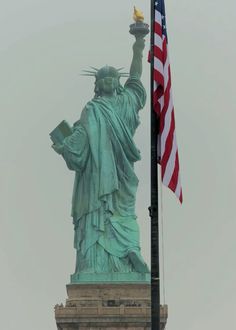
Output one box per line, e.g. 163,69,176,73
153,8,183,203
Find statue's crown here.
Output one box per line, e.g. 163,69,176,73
82,66,129,80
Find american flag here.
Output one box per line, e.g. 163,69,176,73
152,0,183,203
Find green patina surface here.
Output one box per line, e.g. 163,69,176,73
71,272,150,284
52,36,150,283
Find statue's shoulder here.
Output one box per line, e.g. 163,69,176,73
123,77,147,109
85,99,104,110
81,100,96,115
124,76,144,89
84,98,110,111
80,99,101,124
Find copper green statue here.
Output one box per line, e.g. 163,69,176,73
51,9,150,283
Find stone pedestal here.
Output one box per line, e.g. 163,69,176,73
55,283,168,330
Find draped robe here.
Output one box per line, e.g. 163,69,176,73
61,77,147,274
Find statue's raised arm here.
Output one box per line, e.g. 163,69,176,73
129,6,149,79
129,37,145,79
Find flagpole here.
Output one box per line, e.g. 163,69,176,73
149,0,160,329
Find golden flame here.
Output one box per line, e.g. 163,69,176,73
133,6,144,22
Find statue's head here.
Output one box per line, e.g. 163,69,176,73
95,66,120,96
82,66,129,97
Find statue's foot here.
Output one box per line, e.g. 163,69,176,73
128,251,149,273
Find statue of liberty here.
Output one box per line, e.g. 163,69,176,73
51,11,150,282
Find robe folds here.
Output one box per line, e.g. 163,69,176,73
61,77,147,273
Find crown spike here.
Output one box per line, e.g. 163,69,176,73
80,73,96,76
82,70,97,75
90,66,99,71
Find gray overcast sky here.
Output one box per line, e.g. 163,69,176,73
0,1,236,329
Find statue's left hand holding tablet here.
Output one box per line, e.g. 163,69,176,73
50,120,73,155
